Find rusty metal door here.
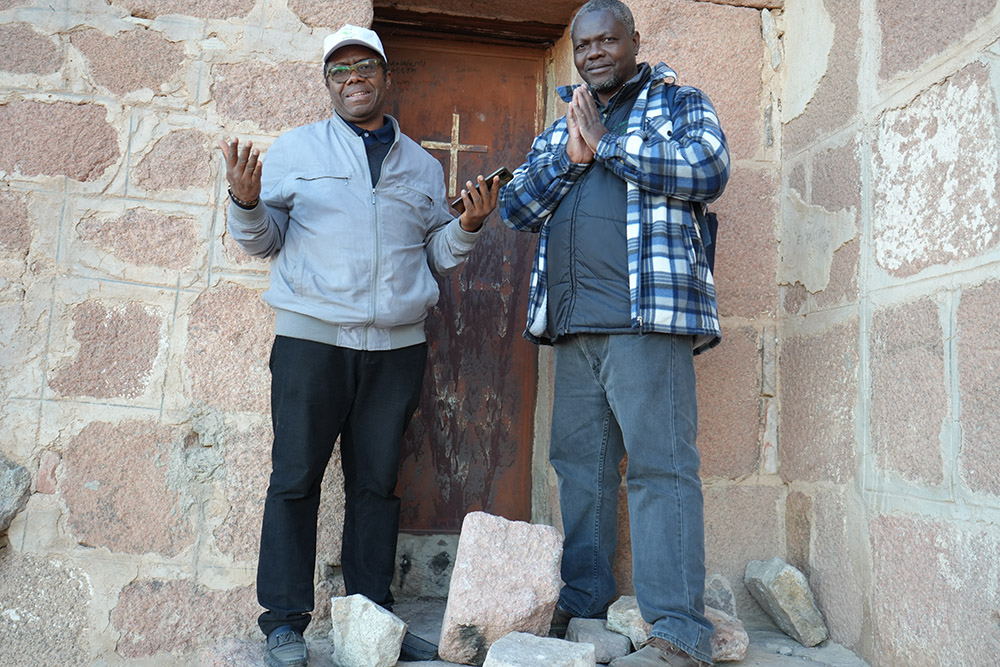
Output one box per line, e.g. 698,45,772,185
382,36,545,532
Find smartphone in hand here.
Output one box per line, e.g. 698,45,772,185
450,166,514,214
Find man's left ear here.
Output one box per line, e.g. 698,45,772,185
633,31,641,55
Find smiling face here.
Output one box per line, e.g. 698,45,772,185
571,9,640,104
325,44,390,130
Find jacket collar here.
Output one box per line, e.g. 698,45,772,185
556,62,677,103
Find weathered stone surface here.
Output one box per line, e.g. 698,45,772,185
878,0,994,79
35,449,60,494
780,188,856,295
0,451,31,531
76,208,198,270
483,631,595,667
694,0,781,7
744,558,827,647
438,512,562,665
565,617,630,664
213,62,330,133
62,420,194,556
705,606,749,662
0,23,61,75
704,574,737,618
185,283,273,413
694,326,761,480
873,62,1000,277
606,596,649,650
0,191,31,256
870,513,1000,664
0,548,90,666
0,101,119,182
329,594,407,667
71,28,184,96
48,299,162,400
779,318,859,483
870,298,945,483
111,580,258,658
393,533,460,600
958,280,1000,496
288,0,372,28
809,490,864,648
317,440,347,580
212,423,270,561
785,491,812,575
132,129,214,192
110,0,255,19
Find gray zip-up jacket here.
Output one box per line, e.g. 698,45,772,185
227,113,482,351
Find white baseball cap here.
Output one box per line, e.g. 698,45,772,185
322,24,387,65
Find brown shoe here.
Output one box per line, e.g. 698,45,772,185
608,637,710,667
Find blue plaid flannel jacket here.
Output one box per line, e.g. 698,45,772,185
499,63,729,353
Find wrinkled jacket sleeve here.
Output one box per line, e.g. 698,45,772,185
226,137,291,259
422,159,482,277
595,85,729,203
499,120,589,232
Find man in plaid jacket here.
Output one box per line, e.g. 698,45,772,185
499,1,729,665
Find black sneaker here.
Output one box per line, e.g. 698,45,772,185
549,607,574,639
265,625,308,667
399,631,438,661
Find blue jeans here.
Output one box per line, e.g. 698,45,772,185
550,333,713,663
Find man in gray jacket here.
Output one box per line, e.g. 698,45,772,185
220,24,499,667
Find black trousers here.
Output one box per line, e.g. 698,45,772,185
256,335,427,636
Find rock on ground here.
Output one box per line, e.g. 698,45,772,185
744,558,828,647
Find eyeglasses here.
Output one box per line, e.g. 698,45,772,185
326,58,382,84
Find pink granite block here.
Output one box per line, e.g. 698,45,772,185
0,101,119,182
212,423,271,562
0,191,32,256
633,0,764,159
76,208,198,270
48,299,161,400
35,449,60,494
957,280,1000,496
870,298,946,484
132,129,214,192
872,62,1000,278
111,579,258,658
287,0,372,28
213,62,330,133
71,28,184,96
110,0,254,20
779,319,859,483
62,420,194,556
809,489,863,649
695,326,762,480
878,0,994,79
785,490,812,575
0,23,60,75
784,0,860,153
870,513,1000,664
712,167,779,318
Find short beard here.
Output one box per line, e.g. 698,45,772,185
587,71,625,95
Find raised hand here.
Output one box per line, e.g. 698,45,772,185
566,98,595,164
458,175,501,232
570,86,606,153
219,137,262,205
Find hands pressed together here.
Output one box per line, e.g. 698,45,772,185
566,86,606,164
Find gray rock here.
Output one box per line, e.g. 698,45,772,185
0,453,31,532
483,632,595,667
329,594,407,667
704,574,738,618
566,617,631,664
704,606,748,662
744,558,828,647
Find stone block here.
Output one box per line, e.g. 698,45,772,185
744,558,827,647
565,617,630,664
870,298,946,484
878,0,994,79
48,299,162,400
71,27,184,96
185,283,273,413
606,596,743,662
778,318,859,483
35,449,60,494
0,548,90,665
0,451,31,531
329,594,407,667
958,280,1000,496
212,423,271,562
0,101,119,182
132,129,214,193
809,489,864,648
705,606,748,662
213,62,331,133
784,491,812,575
438,512,562,665
110,0,255,20
76,208,199,271
633,0,764,159
288,0,373,28
0,23,60,75
783,0,860,152
704,574,737,618
695,326,761,480
605,596,648,650
392,533,460,600
712,167,779,318
111,579,258,658
483,632,595,667
0,191,32,257
61,420,194,556
872,62,1000,278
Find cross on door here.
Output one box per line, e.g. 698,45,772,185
420,113,489,199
